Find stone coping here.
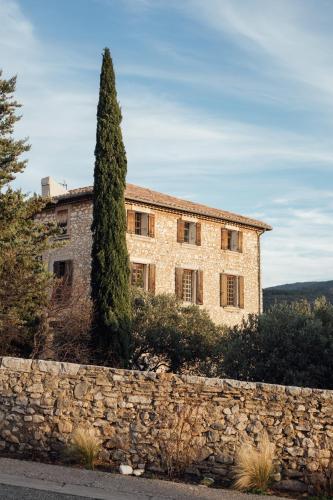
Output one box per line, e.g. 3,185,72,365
0,356,331,397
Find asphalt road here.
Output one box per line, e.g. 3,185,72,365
0,484,90,499
0,457,286,500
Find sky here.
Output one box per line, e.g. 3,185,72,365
1,0,333,287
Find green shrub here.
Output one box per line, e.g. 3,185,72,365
130,289,222,374
219,297,333,389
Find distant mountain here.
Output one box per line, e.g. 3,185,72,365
263,280,333,310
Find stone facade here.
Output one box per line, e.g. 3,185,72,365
41,179,271,326
0,356,332,484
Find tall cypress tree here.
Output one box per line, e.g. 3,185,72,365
91,48,131,367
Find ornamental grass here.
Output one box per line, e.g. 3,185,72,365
233,431,275,492
66,427,101,470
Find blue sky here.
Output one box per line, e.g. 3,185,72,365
1,0,333,287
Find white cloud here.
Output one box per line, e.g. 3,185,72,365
0,0,97,192
121,89,333,178
189,0,333,109
1,0,332,287
261,191,333,286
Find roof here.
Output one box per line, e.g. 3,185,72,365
54,183,272,231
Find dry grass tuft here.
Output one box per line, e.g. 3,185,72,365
155,387,209,477
158,403,202,476
67,427,102,470
233,431,275,492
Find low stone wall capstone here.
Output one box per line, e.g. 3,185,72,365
0,356,332,483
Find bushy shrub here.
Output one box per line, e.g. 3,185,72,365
50,282,92,364
219,298,333,389
130,289,222,374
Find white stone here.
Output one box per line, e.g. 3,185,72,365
119,465,133,475
133,469,144,476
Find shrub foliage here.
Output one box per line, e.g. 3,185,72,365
219,298,333,389
130,289,222,374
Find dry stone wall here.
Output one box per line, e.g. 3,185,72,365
0,356,332,483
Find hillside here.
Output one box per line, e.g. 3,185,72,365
263,280,333,310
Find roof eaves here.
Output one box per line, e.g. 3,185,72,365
52,187,272,231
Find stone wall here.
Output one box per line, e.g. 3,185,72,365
0,356,332,483
41,197,263,326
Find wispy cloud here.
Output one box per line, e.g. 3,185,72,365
122,89,333,176
1,0,332,286
189,0,333,109
0,0,97,190
259,187,333,286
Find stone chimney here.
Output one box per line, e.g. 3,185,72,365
41,177,68,197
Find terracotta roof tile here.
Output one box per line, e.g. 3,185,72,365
55,183,271,231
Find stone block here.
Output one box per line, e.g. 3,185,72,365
1,357,32,372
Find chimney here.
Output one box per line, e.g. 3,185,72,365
41,177,68,197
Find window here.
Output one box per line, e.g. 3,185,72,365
220,274,244,308
175,268,203,305
127,210,155,237
226,275,237,306
177,219,201,245
135,212,148,236
182,269,194,302
52,260,73,303
130,262,156,294
183,222,196,244
221,228,242,252
56,209,69,238
131,263,145,288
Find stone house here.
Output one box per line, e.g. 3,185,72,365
40,176,271,326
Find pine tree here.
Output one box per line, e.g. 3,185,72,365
91,49,131,367
0,71,57,356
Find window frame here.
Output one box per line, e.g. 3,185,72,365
131,262,147,289
175,268,203,305
182,268,195,302
220,273,244,309
226,274,238,307
127,210,155,238
178,219,200,245
52,259,73,303
221,228,243,253
183,222,196,244
134,212,149,236
55,206,70,239
130,262,156,294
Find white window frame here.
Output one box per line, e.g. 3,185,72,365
182,268,197,303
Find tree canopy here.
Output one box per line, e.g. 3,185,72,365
0,71,56,356
218,298,333,389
